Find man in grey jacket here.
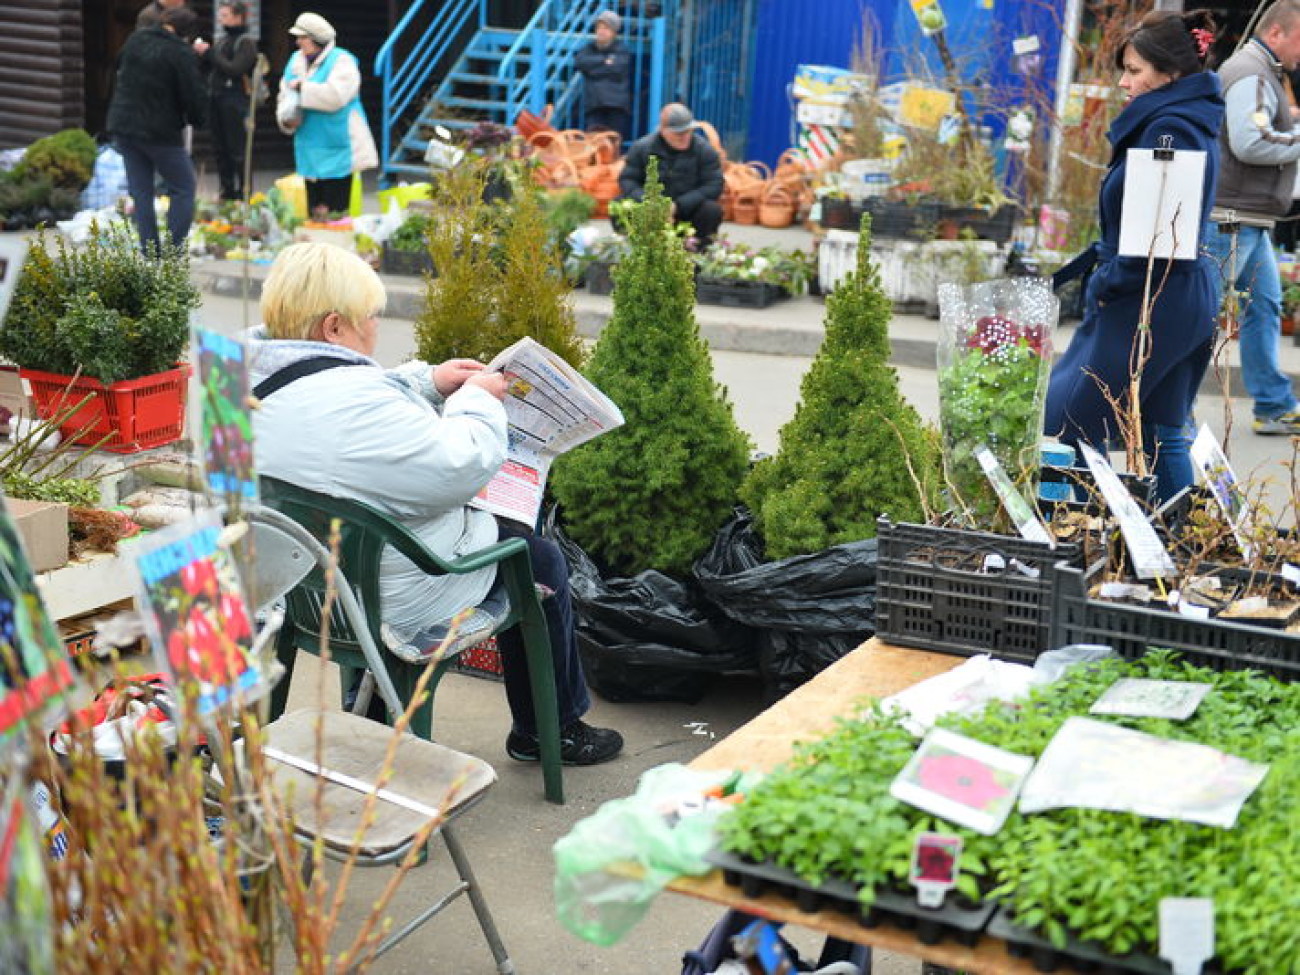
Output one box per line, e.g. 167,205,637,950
1203,0,1300,435
617,103,724,246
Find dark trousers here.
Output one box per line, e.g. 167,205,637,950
305,174,352,217
679,197,723,244
116,136,196,256
586,106,630,143
494,521,591,736
209,88,249,201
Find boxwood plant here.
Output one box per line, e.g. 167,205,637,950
717,651,1300,972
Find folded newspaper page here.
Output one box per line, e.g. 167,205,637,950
469,337,624,525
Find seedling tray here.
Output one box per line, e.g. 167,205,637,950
874,518,1084,664
1049,561,1300,681
695,278,788,309
983,906,1251,975
706,847,995,947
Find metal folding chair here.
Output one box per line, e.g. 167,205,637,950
243,506,515,973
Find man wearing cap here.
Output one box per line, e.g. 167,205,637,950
574,10,632,140
277,12,378,217
617,103,724,245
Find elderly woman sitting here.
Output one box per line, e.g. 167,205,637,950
249,243,623,766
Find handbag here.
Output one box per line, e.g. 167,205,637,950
276,85,303,135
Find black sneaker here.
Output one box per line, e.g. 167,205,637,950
506,720,624,766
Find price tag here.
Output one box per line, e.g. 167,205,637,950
975,447,1054,546
1159,898,1214,975
1281,563,1300,585
910,832,962,908
1079,444,1176,579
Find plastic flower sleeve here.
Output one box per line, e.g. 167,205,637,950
936,278,1057,528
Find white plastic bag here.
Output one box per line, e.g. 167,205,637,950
276,87,303,135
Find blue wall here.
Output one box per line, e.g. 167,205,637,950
744,0,1064,168
745,0,896,166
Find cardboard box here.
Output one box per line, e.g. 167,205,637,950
9,498,70,573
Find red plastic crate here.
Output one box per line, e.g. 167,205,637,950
23,365,190,454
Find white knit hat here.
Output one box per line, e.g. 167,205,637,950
288,12,335,45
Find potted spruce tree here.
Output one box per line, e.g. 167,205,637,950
1,225,198,453
549,159,751,576
694,215,942,695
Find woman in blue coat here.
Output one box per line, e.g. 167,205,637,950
1046,10,1223,502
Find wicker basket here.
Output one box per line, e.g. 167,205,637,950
758,183,796,228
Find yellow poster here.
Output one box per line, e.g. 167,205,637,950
909,0,948,35
900,86,956,131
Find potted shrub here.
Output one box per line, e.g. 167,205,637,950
1,224,198,453
0,128,96,231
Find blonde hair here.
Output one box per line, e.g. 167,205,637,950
261,243,387,341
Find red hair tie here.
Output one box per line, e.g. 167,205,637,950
1190,27,1214,58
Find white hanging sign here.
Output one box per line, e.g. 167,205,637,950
1119,141,1207,260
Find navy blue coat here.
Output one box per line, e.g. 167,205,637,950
1045,71,1224,446
574,39,632,112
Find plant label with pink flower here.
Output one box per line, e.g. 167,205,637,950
131,511,263,718
909,831,962,908
890,727,1034,836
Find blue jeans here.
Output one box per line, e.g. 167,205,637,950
494,522,592,736
1203,223,1298,420
1143,420,1195,504
115,137,196,256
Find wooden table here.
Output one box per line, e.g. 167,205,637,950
669,637,1082,974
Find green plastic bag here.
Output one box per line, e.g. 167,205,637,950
553,763,753,946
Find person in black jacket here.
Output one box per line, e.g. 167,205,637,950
205,0,257,201
617,103,724,245
573,10,632,140
108,6,206,256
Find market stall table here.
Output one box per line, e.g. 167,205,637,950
669,637,1087,974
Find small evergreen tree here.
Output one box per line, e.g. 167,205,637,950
741,215,941,558
549,160,751,576
413,158,583,367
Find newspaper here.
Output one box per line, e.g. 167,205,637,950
469,337,624,525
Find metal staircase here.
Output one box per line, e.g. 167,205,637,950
376,0,676,182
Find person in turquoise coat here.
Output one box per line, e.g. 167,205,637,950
276,12,377,217
1047,10,1224,502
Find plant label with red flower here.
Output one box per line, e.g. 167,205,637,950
909,831,962,908
131,512,263,718
194,329,257,504
890,727,1034,835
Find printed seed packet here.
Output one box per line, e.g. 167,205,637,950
130,511,263,717
1090,678,1212,721
193,328,257,503
0,496,78,758
890,727,1034,836
1019,717,1267,828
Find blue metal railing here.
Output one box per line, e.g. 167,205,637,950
375,0,488,168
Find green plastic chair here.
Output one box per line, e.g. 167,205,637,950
260,475,564,804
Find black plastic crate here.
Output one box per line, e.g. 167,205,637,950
936,204,1019,244
874,518,1083,663
586,260,615,296
696,278,787,309
381,243,435,277
707,848,995,948
864,199,941,240
1049,561,1300,680
1037,467,1157,518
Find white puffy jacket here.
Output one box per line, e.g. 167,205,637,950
247,330,507,642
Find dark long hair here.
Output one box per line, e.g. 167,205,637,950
1114,9,1217,78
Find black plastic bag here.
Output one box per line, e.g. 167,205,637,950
545,512,757,704
693,508,878,698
